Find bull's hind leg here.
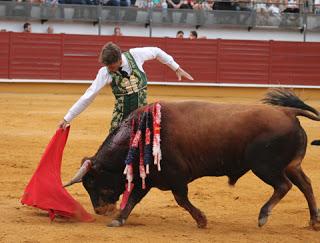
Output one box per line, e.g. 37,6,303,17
286,162,320,230
251,167,292,227
172,184,207,228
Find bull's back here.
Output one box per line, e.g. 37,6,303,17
159,101,302,178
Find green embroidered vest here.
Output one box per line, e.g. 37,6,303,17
109,52,148,132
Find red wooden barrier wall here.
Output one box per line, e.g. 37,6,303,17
1,32,320,85
0,32,10,78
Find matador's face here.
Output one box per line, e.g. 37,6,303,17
107,59,122,73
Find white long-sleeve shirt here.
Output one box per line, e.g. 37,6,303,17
64,47,180,122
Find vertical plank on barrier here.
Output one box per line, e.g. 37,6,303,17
62,34,106,81
218,39,269,84
270,41,320,85
8,32,12,79
60,34,64,80
10,33,61,79
216,38,220,83
268,40,273,85
0,32,10,78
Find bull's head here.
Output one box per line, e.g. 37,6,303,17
64,157,126,215
64,119,131,215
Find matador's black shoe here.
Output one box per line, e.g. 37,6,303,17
311,140,320,146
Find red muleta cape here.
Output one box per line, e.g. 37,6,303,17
21,127,94,222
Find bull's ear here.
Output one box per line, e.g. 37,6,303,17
63,159,92,187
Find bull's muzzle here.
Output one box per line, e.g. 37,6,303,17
94,204,117,216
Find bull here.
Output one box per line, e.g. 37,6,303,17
65,89,320,229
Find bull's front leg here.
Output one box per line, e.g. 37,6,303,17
108,186,150,227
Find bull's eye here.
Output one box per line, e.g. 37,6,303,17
88,180,95,187
100,188,113,195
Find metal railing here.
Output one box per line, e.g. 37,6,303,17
0,1,319,35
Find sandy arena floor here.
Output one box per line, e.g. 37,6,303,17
1,85,320,243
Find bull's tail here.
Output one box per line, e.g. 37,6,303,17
262,88,320,121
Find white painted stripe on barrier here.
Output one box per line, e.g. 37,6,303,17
1,79,320,89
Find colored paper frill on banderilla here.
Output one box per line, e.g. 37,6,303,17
21,127,94,222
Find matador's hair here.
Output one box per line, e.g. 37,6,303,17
99,42,122,65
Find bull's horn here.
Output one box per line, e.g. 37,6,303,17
63,159,92,187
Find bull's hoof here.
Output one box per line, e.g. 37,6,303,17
310,219,320,231
197,220,207,229
308,209,320,230
107,218,125,227
196,212,207,228
258,216,268,227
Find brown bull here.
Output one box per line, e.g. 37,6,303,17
65,89,320,229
